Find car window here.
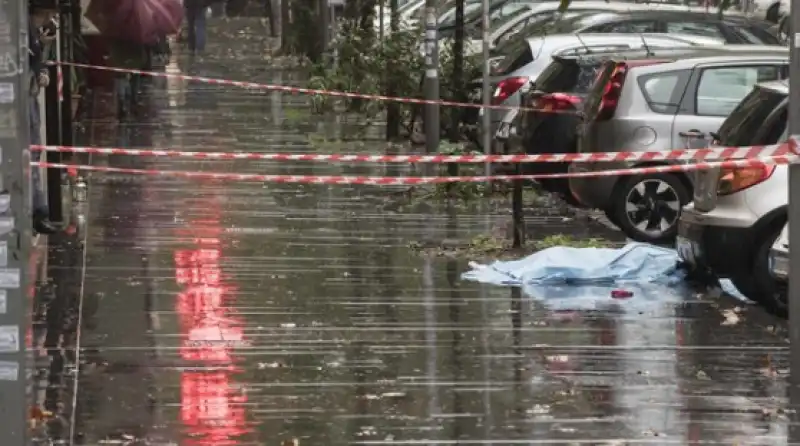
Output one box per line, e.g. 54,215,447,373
638,71,687,114
591,20,658,33
716,87,787,147
665,20,726,39
696,65,782,116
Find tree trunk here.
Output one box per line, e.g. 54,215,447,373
292,0,324,62
449,0,464,143
267,0,279,37
280,0,292,52
385,0,400,140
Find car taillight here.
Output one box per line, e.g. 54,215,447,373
532,93,581,112
596,62,628,121
492,77,528,105
717,164,776,196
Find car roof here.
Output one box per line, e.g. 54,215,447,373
577,9,770,24
554,45,784,63
525,0,748,15
525,32,723,47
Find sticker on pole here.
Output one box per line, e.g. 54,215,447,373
0,290,6,314
0,83,13,103
0,325,18,353
0,360,18,381
0,268,19,288
0,241,8,267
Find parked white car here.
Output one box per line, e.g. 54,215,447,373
677,80,789,314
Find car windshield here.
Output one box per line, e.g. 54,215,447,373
396,0,419,14
495,10,593,45
716,86,787,147
488,3,533,28
439,0,505,27
553,12,621,33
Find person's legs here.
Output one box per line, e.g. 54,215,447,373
29,99,44,214
29,98,55,233
194,6,207,52
186,5,197,52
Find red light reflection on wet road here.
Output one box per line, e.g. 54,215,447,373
173,210,249,444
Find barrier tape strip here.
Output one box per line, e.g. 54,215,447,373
32,157,793,185
56,61,575,115
30,142,793,164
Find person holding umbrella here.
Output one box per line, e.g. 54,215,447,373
28,0,59,235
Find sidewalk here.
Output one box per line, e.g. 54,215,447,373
36,19,797,445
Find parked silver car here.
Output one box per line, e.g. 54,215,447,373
462,0,749,55
568,46,788,243
480,33,724,147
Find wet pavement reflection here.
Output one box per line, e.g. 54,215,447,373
36,18,799,445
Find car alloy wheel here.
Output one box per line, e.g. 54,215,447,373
612,173,690,244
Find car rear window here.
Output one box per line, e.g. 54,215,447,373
733,24,781,45
716,87,787,147
496,39,534,75
534,57,604,94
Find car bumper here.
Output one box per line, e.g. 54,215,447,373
676,213,753,278
567,161,629,208
769,248,789,282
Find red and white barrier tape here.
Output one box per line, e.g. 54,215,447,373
30,142,793,163
31,157,794,185
56,61,572,114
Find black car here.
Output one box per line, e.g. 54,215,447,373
555,10,781,45
514,46,735,204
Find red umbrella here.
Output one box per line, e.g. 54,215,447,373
86,0,184,45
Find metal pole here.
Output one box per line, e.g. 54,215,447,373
0,0,31,444
480,0,490,177
788,3,800,441
319,0,329,54
423,3,439,154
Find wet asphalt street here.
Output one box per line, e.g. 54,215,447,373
32,19,800,445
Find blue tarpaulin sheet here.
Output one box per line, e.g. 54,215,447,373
461,242,745,310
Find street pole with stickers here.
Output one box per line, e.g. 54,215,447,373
0,0,31,445
789,3,800,441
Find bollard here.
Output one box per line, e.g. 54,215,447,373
446,162,458,198
512,164,524,248
508,136,525,248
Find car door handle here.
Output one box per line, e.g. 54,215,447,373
679,130,706,138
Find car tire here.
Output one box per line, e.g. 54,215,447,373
602,208,621,228
745,226,786,317
611,173,690,245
